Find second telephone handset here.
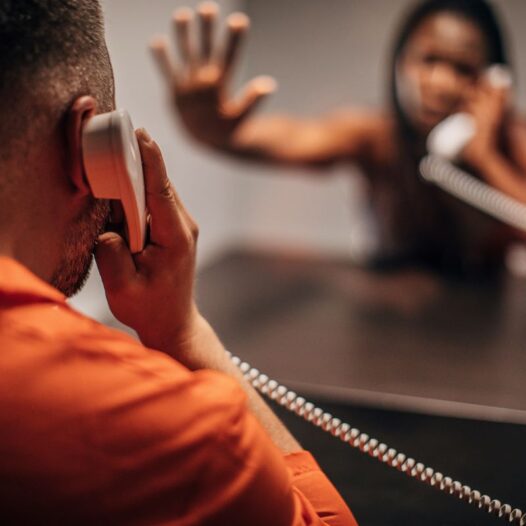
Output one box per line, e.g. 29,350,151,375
426,64,512,161
82,109,147,253
420,64,526,232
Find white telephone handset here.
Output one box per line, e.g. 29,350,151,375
426,64,512,162
82,109,146,253
420,65,526,232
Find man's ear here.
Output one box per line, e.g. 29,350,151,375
66,95,98,195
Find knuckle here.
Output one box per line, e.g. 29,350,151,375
148,138,162,155
191,222,200,241
182,229,195,249
159,178,175,200
180,221,199,248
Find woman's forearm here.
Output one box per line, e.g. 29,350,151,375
471,150,526,203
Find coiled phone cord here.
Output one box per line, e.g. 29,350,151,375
228,353,526,525
420,154,526,232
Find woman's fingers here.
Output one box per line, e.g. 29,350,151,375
150,36,179,85
153,4,252,94
173,7,197,73
198,2,218,64
220,12,250,83
484,64,512,91
225,75,277,120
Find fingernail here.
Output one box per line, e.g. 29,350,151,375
228,12,250,31
174,7,193,23
139,128,152,141
199,2,219,17
254,76,277,94
485,64,512,89
150,35,166,50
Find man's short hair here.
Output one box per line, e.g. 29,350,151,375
0,0,114,158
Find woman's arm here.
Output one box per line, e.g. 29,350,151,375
150,2,374,169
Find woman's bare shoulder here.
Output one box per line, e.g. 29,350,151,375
344,109,398,164
322,107,395,161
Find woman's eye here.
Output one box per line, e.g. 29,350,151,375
422,54,439,65
455,64,476,78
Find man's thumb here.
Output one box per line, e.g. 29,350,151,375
95,232,136,294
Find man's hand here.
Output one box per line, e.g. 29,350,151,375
150,1,276,149
95,129,200,354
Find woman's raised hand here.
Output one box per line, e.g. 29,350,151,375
150,2,276,148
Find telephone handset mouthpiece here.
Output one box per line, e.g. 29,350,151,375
82,109,147,253
426,112,476,162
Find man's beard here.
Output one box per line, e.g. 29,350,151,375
51,199,111,297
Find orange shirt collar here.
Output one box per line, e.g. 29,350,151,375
0,257,65,304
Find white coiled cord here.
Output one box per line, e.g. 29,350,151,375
229,353,526,525
420,154,526,232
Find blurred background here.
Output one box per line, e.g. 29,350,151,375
72,0,526,319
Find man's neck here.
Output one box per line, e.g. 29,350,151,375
0,230,53,285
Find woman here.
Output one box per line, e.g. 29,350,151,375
151,0,526,276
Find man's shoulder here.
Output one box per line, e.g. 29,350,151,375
0,297,252,524
0,291,243,419
0,285,248,461
0,293,136,356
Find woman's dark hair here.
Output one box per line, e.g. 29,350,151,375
390,0,510,144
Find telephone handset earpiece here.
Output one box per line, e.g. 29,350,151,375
82,109,147,253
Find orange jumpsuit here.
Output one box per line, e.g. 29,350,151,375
0,257,357,525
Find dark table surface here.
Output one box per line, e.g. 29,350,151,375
197,249,526,424
196,249,526,524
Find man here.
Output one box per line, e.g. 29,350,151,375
0,1,356,524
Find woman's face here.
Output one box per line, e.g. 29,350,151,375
397,12,488,134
